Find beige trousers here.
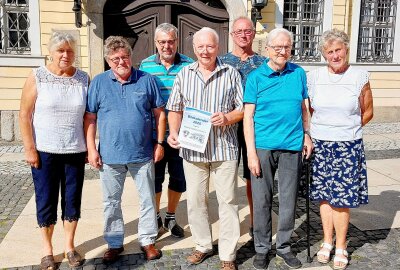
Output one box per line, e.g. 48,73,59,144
183,159,240,261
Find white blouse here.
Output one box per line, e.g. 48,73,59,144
32,66,88,154
307,66,369,141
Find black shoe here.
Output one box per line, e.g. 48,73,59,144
276,251,302,269
253,253,268,269
164,218,184,238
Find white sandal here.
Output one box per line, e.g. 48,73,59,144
316,242,333,263
333,248,348,270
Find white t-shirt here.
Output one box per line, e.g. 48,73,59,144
307,66,369,141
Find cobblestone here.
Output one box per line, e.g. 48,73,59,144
363,122,400,134
1,123,399,269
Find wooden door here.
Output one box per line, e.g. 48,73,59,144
103,0,229,68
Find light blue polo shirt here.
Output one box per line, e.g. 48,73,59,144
86,68,165,164
244,59,308,151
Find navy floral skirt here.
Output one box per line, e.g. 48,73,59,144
310,138,368,208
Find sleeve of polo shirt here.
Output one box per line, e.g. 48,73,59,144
166,71,183,111
148,75,165,108
300,68,309,100
86,76,100,113
232,69,244,111
243,72,257,104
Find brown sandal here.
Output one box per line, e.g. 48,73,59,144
65,250,83,267
41,255,55,270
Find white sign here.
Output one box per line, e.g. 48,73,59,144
178,107,212,153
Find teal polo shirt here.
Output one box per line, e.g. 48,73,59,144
140,53,193,139
139,53,193,102
244,59,308,151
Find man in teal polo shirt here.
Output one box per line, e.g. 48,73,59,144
243,28,313,269
140,23,193,238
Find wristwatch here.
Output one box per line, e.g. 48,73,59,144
304,130,311,137
156,140,164,146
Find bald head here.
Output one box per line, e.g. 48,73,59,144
193,27,219,45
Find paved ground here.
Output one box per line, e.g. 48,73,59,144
0,122,399,270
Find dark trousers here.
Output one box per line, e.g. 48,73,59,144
251,149,302,254
32,151,86,227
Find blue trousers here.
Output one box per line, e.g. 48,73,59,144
31,151,86,227
100,160,157,248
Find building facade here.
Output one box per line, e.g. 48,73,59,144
0,0,399,141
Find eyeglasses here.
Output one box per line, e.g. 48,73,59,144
232,29,254,36
109,55,130,64
269,45,292,53
156,39,176,46
194,45,217,52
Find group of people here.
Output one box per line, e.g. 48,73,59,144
19,15,373,270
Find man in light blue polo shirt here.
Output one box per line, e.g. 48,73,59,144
140,23,193,239
84,36,165,263
243,28,313,269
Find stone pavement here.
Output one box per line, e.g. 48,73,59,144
0,122,399,270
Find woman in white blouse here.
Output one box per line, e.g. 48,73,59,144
307,29,373,270
19,32,89,269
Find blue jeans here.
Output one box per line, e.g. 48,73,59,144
100,160,157,248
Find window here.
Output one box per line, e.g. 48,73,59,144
357,0,397,63
283,0,325,62
0,0,30,54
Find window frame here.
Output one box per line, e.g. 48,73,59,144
275,0,333,63
350,0,400,68
0,0,44,67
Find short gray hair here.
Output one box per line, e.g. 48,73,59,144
193,27,219,45
319,29,350,53
47,31,76,53
104,36,132,59
266,28,293,46
231,16,255,31
155,23,178,40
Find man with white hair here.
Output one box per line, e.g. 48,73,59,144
167,27,243,270
244,28,313,269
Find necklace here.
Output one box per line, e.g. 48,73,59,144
327,66,349,83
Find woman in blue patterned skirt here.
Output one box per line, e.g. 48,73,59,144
307,29,373,270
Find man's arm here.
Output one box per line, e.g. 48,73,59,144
210,110,243,126
243,103,261,177
153,107,166,162
167,111,183,149
302,100,313,159
84,112,102,169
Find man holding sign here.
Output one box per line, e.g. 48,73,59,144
166,27,243,270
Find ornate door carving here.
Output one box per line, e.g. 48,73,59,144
104,0,229,68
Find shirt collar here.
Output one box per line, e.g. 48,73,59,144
189,57,228,73
155,52,183,65
263,58,295,76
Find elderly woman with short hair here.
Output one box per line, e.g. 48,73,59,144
20,32,89,269
307,29,373,270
